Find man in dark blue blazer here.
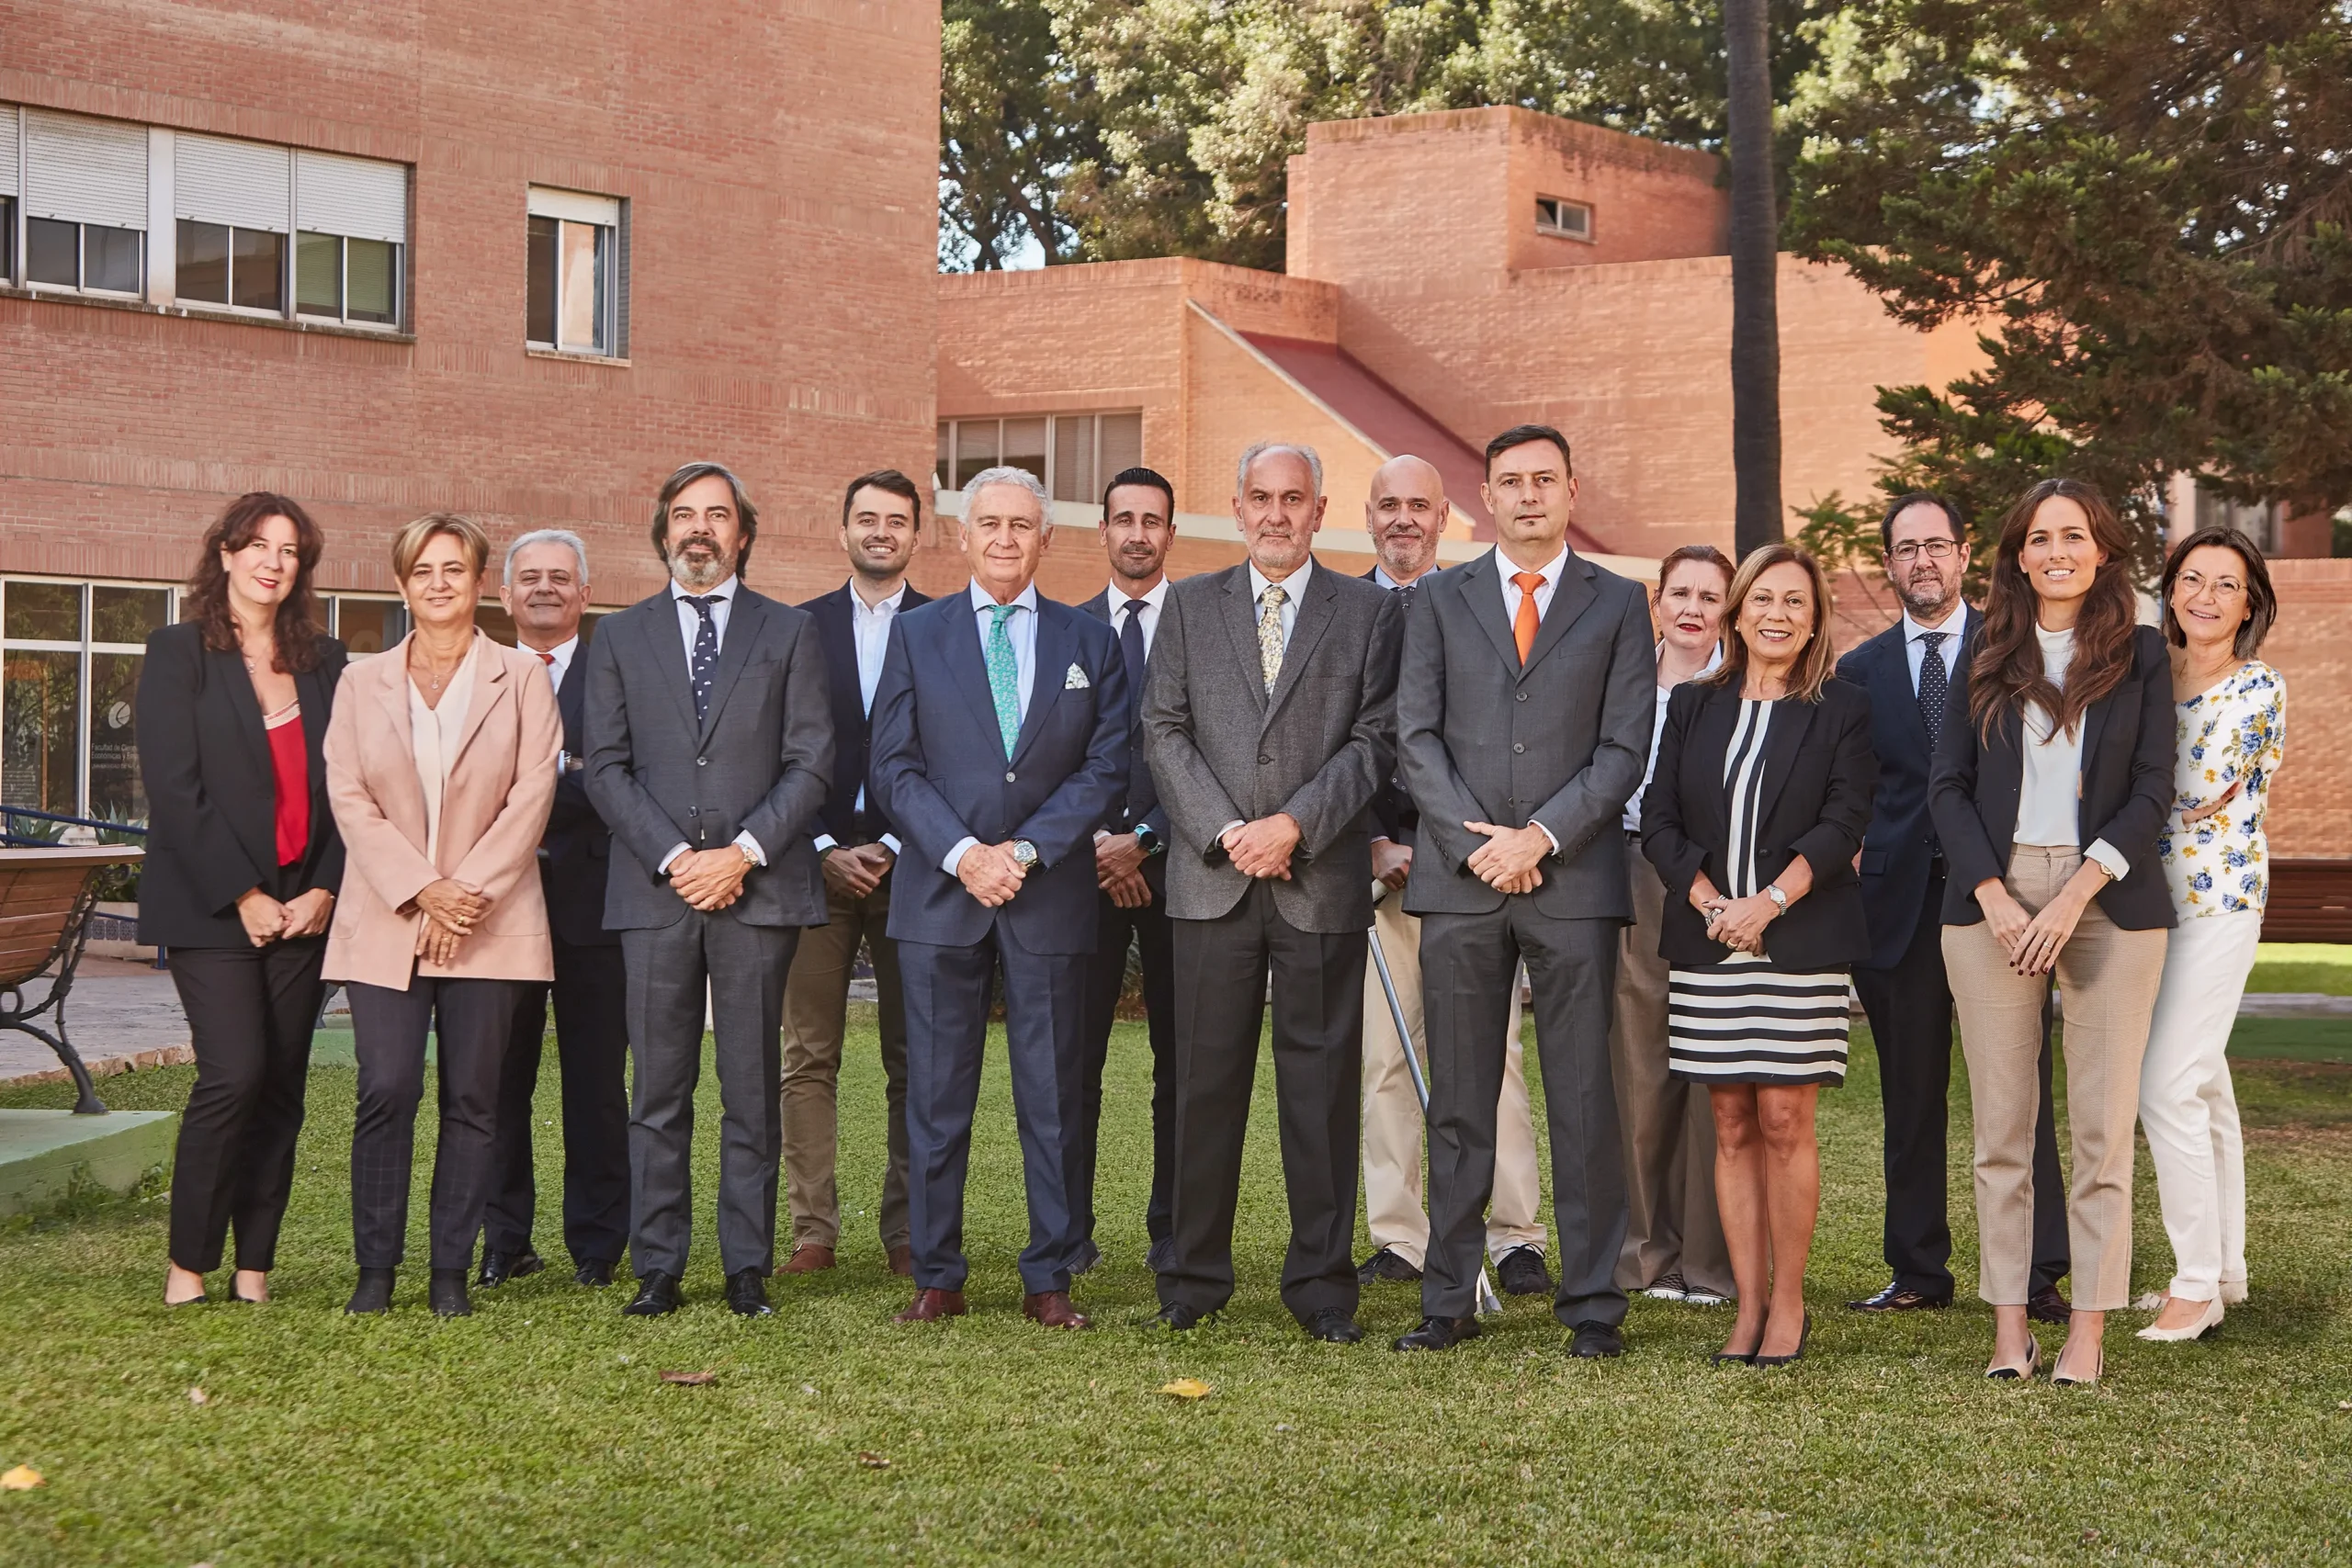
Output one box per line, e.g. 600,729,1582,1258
1073,466,1179,1276
868,465,1130,1329
1838,492,2071,1322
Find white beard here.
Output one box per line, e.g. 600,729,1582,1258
671,549,729,592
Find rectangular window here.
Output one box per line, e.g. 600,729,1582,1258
940,413,1148,509
27,217,77,287
1535,196,1594,242
177,220,230,303
231,228,283,310
0,579,174,827
327,596,409,657
526,187,624,356
293,231,402,327
295,229,340,315
21,108,149,297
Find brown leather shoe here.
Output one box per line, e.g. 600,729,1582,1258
1022,1290,1091,1330
893,1287,967,1323
886,1245,914,1278
777,1244,836,1276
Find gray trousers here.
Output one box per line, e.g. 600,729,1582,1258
1419,903,1629,1326
622,913,797,1280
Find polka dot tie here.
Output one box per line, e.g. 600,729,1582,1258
1257,583,1287,691
985,603,1023,758
1917,631,1950,751
684,594,723,725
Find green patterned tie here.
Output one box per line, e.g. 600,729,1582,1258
985,603,1023,757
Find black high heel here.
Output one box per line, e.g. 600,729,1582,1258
1984,1334,2041,1382
1756,1311,1812,1368
1710,1345,1759,1367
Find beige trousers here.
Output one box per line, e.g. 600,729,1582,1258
1609,845,1733,1296
1361,897,1544,1268
778,872,910,1253
1943,847,2167,1311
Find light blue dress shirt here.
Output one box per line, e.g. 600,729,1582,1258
944,579,1043,876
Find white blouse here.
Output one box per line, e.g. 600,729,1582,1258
2015,624,2129,881
408,635,481,864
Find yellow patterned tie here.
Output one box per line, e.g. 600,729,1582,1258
1257,582,1287,691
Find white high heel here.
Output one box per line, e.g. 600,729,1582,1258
2136,1294,2223,1342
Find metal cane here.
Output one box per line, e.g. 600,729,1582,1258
1369,886,1504,1318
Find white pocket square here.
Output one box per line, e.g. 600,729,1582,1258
1064,663,1091,690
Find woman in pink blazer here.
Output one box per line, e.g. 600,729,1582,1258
325,513,562,1318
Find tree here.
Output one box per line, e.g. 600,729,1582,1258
1725,0,1784,553
1788,0,2352,572
939,0,1094,268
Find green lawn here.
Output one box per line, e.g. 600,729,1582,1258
2248,942,2352,997
4,1008,2350,1565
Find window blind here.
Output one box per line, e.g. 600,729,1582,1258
0,106,19,196
24,109,148,230
527,186,621,227
175,133,289,231
295,149,406,244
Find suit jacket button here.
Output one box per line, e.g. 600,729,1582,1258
688,807,698,817
1513,742,1525,753
1259,755,1272,765
1005,771,1016,783
696,756,708,767
1516,691,1528,702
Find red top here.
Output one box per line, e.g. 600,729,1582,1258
264,702,310,867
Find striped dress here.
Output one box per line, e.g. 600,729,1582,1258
1666,697,1851,1087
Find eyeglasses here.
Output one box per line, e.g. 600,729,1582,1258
1887,539,1960,563
2175,570,2247,601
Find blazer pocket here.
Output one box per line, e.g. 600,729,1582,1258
1860,848,1888,876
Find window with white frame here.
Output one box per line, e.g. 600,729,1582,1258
15,107,149,296
526,186,628,357
935,412,1145,505
1,580,173,825
1535,195,1594,243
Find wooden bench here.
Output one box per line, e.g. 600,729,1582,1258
2267,859,2352,943
0,846,145,1114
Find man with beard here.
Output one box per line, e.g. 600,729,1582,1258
1352,456,1551,1299
1838,492,2073,1323
776,471,933,1279
584,461,833,1318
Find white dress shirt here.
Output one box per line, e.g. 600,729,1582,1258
528,633,580,777
944,578,1044,876
2016,623,2129,880
1625,640,1724,832
1248,554,1313,652
408,635,481,865
813,579,909,858
1496,542,1570,627
1111,574,1170,657
1901,601,1968,694
657,575,767,874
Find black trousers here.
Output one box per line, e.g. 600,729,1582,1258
484,931,632,1268
1076,880,1177,1247
349,974,526,1270
1420,904,1627,1327
1855,867,2071,1299
164,935,328,1273
1158,883,1364,1326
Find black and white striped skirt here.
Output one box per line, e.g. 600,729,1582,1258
1666,957,1851,1086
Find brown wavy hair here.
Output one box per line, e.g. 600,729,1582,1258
1699,544,1838,702
1967,478,2138,742
182,492,328,673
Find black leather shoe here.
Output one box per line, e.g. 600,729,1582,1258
1847,1280,1952,1313
1393,1314,1480,1352
1304,1308,1363,1344
726,1268,774,1317
2026,1286,2074,1325
1569,1321,1626,1359
1497,1247,1554,1298
1156,1302,1204,1331
624,1271,684,1317
1356,1247,1423,1285
428,1269,471,1318
573,1258,617,1289
478,1248,545,1288
345,1267,395,1316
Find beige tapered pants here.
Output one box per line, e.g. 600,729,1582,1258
1361,897,1545,1268
1943,847,2167,1311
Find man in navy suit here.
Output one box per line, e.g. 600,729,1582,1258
1838,491,2072,1322
1074,466,1179,1276
777,470,932,1279
868,464,1130,1329
482,530,631,1290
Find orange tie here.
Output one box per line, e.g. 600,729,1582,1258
1511,571,1544,663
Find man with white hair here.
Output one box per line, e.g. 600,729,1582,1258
481,529,630,1290
868,465,1130,1330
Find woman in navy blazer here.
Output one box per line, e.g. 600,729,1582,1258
1930,478,2174,1386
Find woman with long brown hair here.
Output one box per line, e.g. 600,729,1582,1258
1930,478,2175,1385
139,492,346,1306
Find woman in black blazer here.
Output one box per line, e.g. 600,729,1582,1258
1644,545,1876,1367
140,493,347,1306
1930,478,2174,1387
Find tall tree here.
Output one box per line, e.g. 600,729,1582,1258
1725,0,1784,552
939,0,1093,268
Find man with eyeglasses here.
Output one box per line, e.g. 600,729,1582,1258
1836,493,2073,1325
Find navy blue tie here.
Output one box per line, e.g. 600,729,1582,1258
1119,598,1148,695
685,594,723,724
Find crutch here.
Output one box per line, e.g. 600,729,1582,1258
1369,886,1504,1318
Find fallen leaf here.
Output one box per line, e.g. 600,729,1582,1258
0,1465,42,1491
1159,1378,1212,1400
659,1371,716,1386
187,1388,209,1406
856,1451,891,1469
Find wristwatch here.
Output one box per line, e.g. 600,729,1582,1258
1134,824,1163,858
1763,884,1789,911
1012,840,1040,872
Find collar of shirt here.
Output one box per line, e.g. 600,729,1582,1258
1110,575,1170,654
967,578,1039,618
1372,562,1436,592
671,574,738,606
1247,553,1313,607
1901,600,1967,646
1496,542,1570,615
849,579,909,620
531,634,580,688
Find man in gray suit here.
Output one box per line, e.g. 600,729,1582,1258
1392,423,1654,1359
583,461,833,1320
1144,441,1403,1342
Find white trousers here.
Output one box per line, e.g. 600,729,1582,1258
2138,909,2260,1303
1361,897,1544,1268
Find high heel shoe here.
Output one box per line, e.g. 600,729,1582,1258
1984,1335,2041,1382
2051,1340,2103,1387
1756,1312,1811,1368
1710,1342,1760,1367
2136,1295,2222,1342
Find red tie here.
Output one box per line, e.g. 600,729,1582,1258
538,651,555,666
1512,572,1544,664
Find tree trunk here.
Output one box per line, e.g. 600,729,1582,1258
1726,0,1782,556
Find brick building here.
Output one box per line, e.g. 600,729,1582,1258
1,1,942,824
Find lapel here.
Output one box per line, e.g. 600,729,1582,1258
1262,566,1339,726
641,593,701,739
1754,690,1821,824
1455,551,1522,677
1216,568,1271,718
1518,550,1600,681
448,639,510,772
556,649,586,755
940,590,1007,751
1010,599,1071,767
294,660,334,805
811,588,858,725
1688,684,1739,837
362,647,432,835
2075,644,2120,807
696,590,767,743
1875,628,1931,756
212,644,272,773
1079,589,1110,624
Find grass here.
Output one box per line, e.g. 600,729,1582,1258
3,1005,2351,1565
2247,942,2352,998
